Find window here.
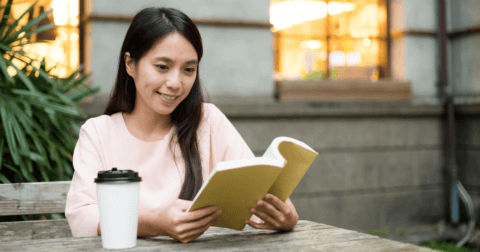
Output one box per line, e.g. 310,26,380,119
5,0,80,78
270,0,388,82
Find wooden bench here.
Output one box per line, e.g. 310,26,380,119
0,182,72,242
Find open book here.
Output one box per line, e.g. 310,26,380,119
186,136,318,230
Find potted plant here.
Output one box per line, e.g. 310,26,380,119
0,0,99,184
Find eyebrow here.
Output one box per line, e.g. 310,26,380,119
155,57,198,65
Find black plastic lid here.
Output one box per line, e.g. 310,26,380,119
94,168,142,183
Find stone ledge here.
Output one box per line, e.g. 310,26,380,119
77,93,480,119
216,101,443,119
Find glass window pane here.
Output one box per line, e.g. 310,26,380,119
271,0,387,81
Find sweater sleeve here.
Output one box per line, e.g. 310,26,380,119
207,104,255,167
65,120,104,237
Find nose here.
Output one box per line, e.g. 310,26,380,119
165,70,181,89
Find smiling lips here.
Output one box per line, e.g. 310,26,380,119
156,91,177,100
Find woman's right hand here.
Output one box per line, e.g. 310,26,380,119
155,199,222,243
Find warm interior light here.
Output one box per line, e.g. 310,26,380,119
300,40,323,50
19,0,80,78
347,52,361,66
270,1,355,31
272,0,385,81
327,2,356,15
50,0,69,26
363,38,372,47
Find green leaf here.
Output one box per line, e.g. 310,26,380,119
20,23,56,41
69,119,81,133
51,89,77,108
3,163,20,174
61,158,73,177
11,89,50,100
0,173,11,184
5,60,36,92
0,42,12,52
16,92,80,117
21,100,32,117
50,213,65,219
9,109,29,154
0,54,13,83
1,0,35,40
69,87,100,102
58,74,89,93
38,164,49,181
29,130,48,166
0,138,4,169
45,108,59,128
0,0,13,39
0,105,19,164
18,161,33,182
6,8,52,44
33,67,55,85
49,144,63,174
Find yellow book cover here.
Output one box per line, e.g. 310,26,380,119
186,136,318,230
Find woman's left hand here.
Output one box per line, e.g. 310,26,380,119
244,193,299,231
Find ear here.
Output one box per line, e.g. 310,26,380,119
125,52,136,78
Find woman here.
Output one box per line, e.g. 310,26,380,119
65,7,298,244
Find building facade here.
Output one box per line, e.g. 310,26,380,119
78,0,480,234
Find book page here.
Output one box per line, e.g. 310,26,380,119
267,138,318,202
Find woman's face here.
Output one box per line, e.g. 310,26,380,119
125,32,198,116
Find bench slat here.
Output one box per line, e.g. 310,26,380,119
0,182,71,216
0,219,72,242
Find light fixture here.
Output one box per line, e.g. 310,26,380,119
300,40,323,50
363,38,372,47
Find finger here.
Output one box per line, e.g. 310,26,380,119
180,209,222,234
250,206,281,229
177,211,221,242
256,200,284,222
178,225,208,243
183,205,219,222
245,219,274,230
263,193,289,213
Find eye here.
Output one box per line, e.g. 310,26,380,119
156,65,168,70
184,67,196,73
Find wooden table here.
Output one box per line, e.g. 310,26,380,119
0,221,440,251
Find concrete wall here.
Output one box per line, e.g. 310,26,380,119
446,0,480,226
447,0,480,97
390,0,439,100
223,103,446,232
88,0,274,103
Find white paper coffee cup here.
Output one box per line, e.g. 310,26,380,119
95,168,142,249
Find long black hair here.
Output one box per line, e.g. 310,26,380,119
104,7,204,200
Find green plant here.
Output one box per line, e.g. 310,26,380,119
422,240,480,252
366,230,389,237
0,0,99,184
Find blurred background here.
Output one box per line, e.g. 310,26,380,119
3,0,480,247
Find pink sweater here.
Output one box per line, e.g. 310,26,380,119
65,103,256,237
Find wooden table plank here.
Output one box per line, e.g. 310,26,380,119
0,219,72,242
0,221,441,252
